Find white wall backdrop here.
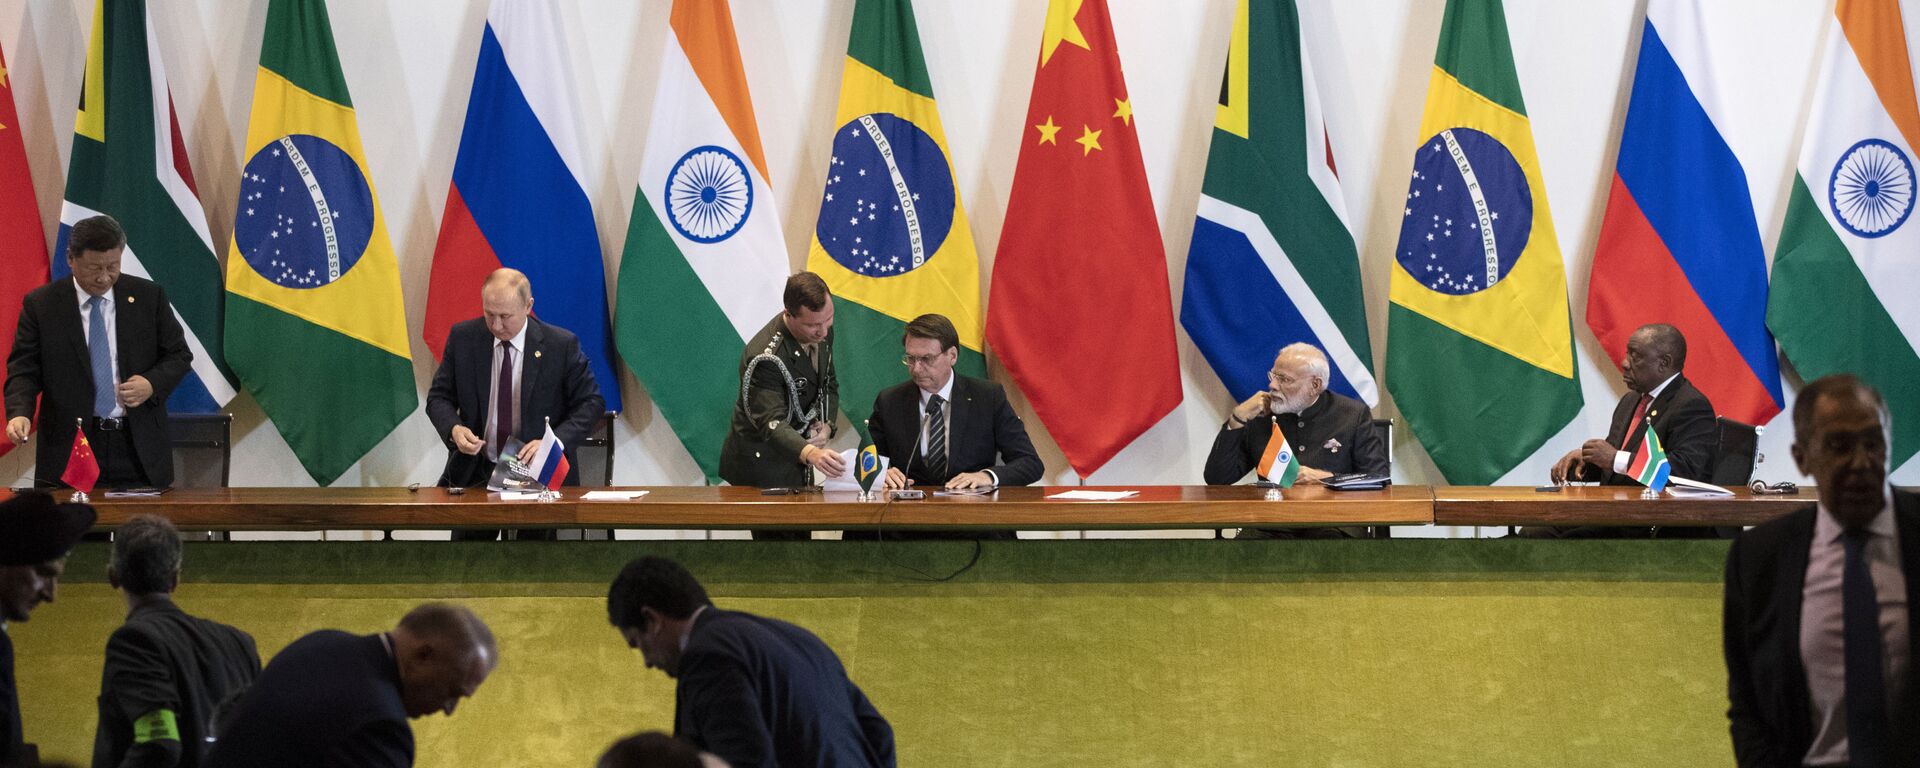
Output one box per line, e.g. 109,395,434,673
2,0,1910,501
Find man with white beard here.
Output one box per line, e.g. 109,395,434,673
1204,343,1388,538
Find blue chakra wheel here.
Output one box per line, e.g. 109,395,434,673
666,145,754,243
1829,137,1914,239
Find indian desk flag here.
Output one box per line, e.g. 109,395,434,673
1385,0,1581,484
1257,421,1298,488
60,0,235,414
1183,0,1377,406
616,0,787,483
1626,422,1671,492
223,0,416,486
807,0,984,439
1768,0,1920,469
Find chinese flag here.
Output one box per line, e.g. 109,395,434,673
987,0,1180,477
0,40,49,459
62,429,100,493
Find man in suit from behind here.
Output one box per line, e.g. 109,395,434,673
93,514,260,768
1724,374,1920,768
5,214,191,489
606,556,894,768
205,603,497,768
426,268,603,540
1550,323,1716,486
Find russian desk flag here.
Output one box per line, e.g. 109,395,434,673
531,421,569,490
425,0,620,412
1588,0,1781,427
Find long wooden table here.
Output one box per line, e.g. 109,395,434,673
64,485,1436,531
35,484,1820,531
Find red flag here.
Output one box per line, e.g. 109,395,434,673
987,0,1181,477
0,40,49,459
62,429,100,493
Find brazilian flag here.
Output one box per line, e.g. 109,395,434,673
223,0,415,485
807,0,983,439
1385,0,1581,484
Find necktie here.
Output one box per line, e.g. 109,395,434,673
493,341,515,459
925,394,948,481
1621,394,1653,453
87,296,115,417
1842,528,1889,767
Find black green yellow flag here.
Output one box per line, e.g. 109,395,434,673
223,0,415,485
807,0,983,438
1386,0,1581,484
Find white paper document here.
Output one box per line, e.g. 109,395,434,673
1664,476,1734,497
495,491,544,501
822,449,891,492
1045,490,1138,500
582,491,650,501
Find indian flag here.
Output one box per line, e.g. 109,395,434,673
223,0,416,485
1768,0,1920,469
61,0,235,413
1257,421,1299,488
615,0,787,483
806,0,984,439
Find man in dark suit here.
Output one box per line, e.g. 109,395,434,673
718,272,843,490
607,557,894,768
94,514,260,768
1723,375,1920,767
1550,323,1715,485
0,491,95,766
427,268,603,540
6,215,191,489
206,603,497,768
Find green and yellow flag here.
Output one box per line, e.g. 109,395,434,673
1385,0,1581,484
223,0,415,485
807,0,983,437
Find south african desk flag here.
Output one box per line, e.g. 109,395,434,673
1256,422,1298,488
1627,422,1671,493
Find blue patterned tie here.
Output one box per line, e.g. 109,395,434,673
1842,528,1888,767
88,295,115,417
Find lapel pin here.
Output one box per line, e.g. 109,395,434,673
534,350,542,359
126,295,135,303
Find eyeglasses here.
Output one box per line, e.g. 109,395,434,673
1267,371,1298,387
902,354,945,368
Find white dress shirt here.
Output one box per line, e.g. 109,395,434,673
484,323,528,462
916,372,996,485
1611,372,1678,474
1800,495,1910,766
74,279,125,419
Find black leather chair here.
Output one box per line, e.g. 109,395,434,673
575,410,618,486
169,413,233,488
1708,416,1760,486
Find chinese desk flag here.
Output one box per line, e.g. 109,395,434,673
62,427,100,493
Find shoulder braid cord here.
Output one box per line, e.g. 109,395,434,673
739,329,831,431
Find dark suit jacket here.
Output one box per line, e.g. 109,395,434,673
867,374,1042,488
204,631,411,768
677,609,894,768
2,627,22,767
1723,491,1920,767
425,317,603,488
1204,391,1387,485
1583,375,1716,485
93,601,261,768
719,314,836,488
5,276,190,487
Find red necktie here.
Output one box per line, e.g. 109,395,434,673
493,341,514,459
1623,394,1652,449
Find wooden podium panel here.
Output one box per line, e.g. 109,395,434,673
1432,485,1811,527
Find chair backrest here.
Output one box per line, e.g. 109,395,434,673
169,413,233,488
574,410,617,485
1370,418,1394,473
1709,416,1759,486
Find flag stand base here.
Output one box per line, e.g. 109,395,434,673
1640,488,1661,500
537,489,560,503
70,491,89,504
1264,487,1284,502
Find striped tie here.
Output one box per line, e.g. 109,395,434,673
925,394,948,481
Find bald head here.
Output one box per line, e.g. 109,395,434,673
1622,324,1686,392
481,269,534,341
391,603,497,719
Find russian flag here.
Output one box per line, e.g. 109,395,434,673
1588,0,1782,427
530,421,569,490
425,0,620,412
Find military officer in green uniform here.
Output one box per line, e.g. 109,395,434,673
719,272,843,499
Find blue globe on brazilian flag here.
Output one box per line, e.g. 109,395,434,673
808,0,984,439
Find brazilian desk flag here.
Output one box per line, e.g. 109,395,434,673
806,0,984,438
1386,0,1581,484
223,0,416,485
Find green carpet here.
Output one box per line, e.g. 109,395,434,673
13,540,1734,767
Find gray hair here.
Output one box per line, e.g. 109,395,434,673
111,514,183,596
399,602,499,668
1276,342,1330,384
482,268,532,304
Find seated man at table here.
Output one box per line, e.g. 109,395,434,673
426,268,603,540
1204,343,1386,539
850,313,1042,541
1533,323,1715,538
